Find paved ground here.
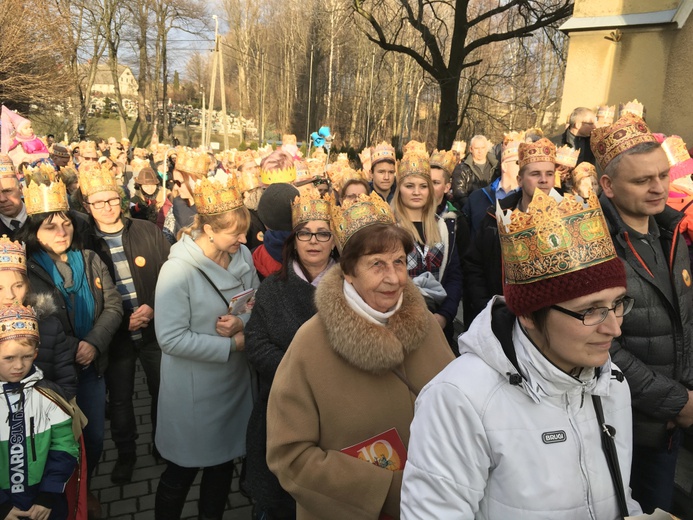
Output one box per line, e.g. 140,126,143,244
94,363,253,519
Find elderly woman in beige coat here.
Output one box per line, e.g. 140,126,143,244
267,193,454,520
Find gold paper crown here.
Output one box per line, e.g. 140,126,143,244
282,134,297,146
429,150,456,175
572,162,598,184
0,304,39,342
503,131,525,145
133,147,149,159
23,179,69,215
359,148,372,173
518,138,556,169
291,189,332,228
661,135,691,167
555,145,580,169
596,105,616,120
176,149,211,178
501,134,523,163
326,160,365,193
236,166,261,193
330,191,395,250
451,140,466,154
235,149,259,169
306,158,326,178
129,157,149,174
0,235,26,273
294,160,312,183
371,141,396,167
590,113,657,171
78,162,119,197
193,172,244,215
619,99,645,119
402,140,427,156
261,166,296,185
397,152,430,181
311,147,327,160
0,154,16,177
496,189,616,285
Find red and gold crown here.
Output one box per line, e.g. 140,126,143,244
291,189,332,228
23,164,69,215
0,235,26,273
497,189,616,285
402,140,427,156
619,99,645,119
429,149,456,176
0,154,16,177
371,141,396,168
518,138,556,169
78,162,118,197
176,149,211,178
397,151,430,181
0,304,39,342
326,160,365,193
330,191,395,250
572,162,598,185
555,145,580,169
306,158,326,178
590,113,657,171
192,171,243,215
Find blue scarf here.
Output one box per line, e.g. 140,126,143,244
33,249,96,339
263,230,291,263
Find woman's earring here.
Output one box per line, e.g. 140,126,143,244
209,235,214,243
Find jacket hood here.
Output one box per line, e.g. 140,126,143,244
25,292,59,320
314,265,431,374
460,296,612,402
169,233,254,290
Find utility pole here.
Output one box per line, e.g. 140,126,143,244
365,50,375,147
260,51,265,145
306,44,314,151
201,86,206,148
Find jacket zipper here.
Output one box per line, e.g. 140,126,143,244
30,417,37,462
565,390,596,520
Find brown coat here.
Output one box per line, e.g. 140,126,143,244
266,265,454,520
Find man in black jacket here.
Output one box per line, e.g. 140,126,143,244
592,113,693,514
82,172,171,484
551,106,596,166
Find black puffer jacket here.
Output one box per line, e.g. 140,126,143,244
463,190,522,325
601,193,693,448
28,292,79,400
26,249,124,375
244,266,320,512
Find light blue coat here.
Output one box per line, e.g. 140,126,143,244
154,234,260,467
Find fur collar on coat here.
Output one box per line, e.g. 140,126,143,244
315,264,431,374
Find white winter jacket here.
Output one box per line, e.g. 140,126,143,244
401,296,643,519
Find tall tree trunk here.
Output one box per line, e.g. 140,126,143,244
436,76,461,150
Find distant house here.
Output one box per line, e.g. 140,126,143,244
558,0,693,145
86,64,139,98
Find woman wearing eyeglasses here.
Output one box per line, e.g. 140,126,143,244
401,190,643,519
244,190,336,519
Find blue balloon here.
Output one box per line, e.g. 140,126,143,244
314,137,325,148
318,126,331,138
310,132,319,141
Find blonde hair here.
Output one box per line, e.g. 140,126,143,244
392,174,441,246
177,206,251,241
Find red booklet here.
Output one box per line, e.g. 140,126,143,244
341,428,407,520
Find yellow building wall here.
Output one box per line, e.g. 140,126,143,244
574,0,681,18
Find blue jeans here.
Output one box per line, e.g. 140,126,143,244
630,429,681,514
76,364,106,483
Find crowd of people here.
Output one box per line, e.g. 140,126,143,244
0,97,691,520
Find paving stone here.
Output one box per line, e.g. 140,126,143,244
110,498,138,516
123,480,150,498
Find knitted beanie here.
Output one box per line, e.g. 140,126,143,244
504,256,627,317
257,183,299,231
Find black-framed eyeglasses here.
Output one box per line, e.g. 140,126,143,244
296,231,332,242
87,198,120,209
551,296,635,326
